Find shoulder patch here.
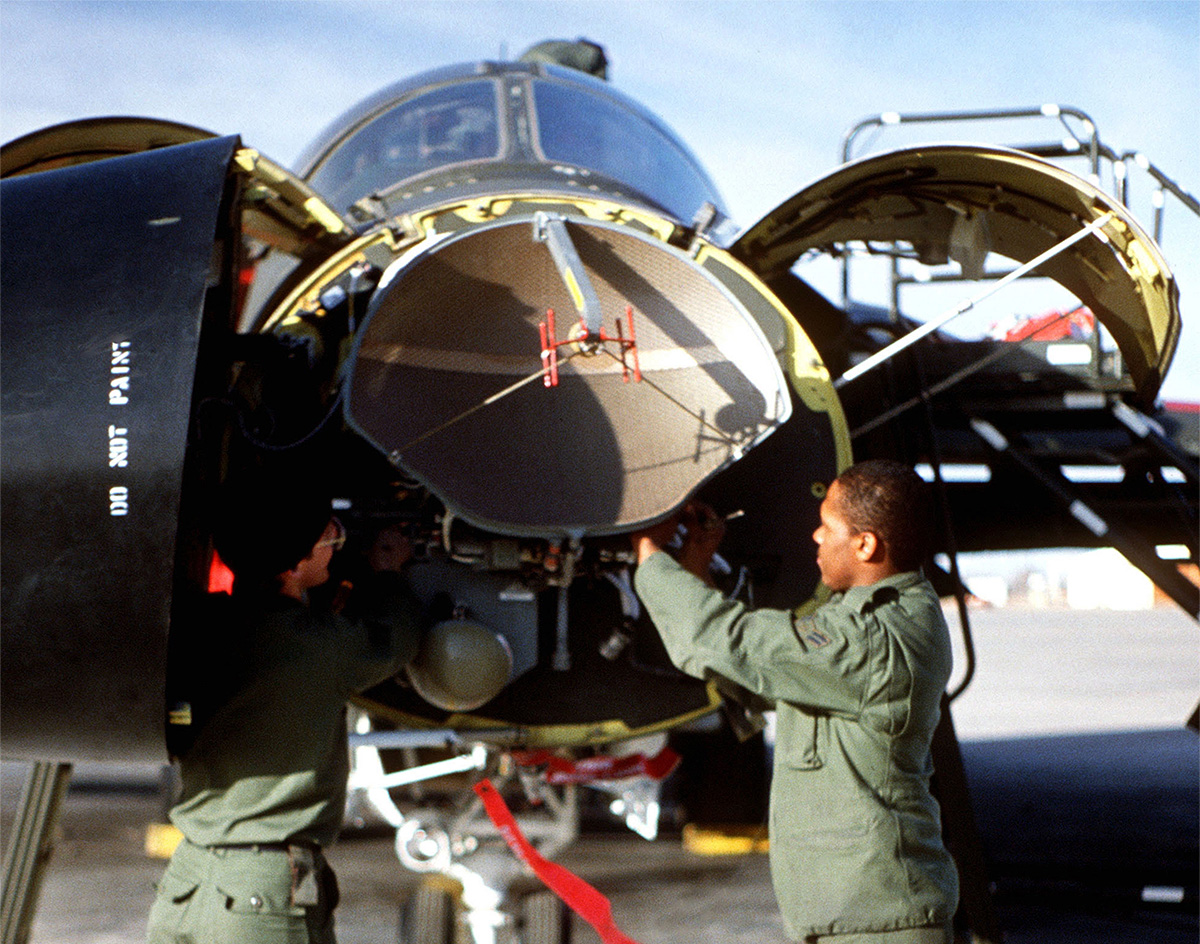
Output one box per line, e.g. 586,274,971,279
793,615,832,650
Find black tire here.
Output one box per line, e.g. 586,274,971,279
400,883,456,944
520,890,571,944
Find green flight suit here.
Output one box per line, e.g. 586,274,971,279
148,572,421,944
635,553,959,941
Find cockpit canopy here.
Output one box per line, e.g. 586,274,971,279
304,78,500,209
297,62,726,226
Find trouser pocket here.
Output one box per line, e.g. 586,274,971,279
146,850,203,942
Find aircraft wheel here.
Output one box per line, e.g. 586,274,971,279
399,882,456,944
521,890,571,944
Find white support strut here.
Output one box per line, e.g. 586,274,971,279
836,211,1116,388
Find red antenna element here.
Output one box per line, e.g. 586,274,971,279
621,304,642,383
538,304,642,388
539,308,560,387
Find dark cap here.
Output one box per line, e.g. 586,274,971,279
212,473,332,581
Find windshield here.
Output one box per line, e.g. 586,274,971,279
307,80,500,212
531,78,722,224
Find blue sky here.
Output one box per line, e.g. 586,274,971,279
3,0,1197,400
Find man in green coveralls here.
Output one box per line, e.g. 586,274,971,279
148,480,422,944
632,460,959,943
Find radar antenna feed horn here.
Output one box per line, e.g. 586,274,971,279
538,305,642,388
533,212,642,388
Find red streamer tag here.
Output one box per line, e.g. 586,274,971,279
473,779,643,944
512,747,681,785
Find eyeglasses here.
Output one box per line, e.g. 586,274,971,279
316,517,347,552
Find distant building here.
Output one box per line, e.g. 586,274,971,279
1064,548,1155,610
964,575,1009,608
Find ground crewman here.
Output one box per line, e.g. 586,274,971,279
149,477,422,944
632,460,959,943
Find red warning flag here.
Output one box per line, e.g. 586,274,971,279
512,747,680,785
473,779,643,944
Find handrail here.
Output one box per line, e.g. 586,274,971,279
840,105,1199,236
841,104,1102,177
1114,150,1200,242
836,104,1196,335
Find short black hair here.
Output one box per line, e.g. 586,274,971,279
833,460,933,572
211,473,332,583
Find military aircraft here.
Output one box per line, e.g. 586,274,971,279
3,37,1196,944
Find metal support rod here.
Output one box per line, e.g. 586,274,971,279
348,728,520,750
533,213,603,338
836,212,1115,389
912,348,977,703
396,359,571,456
377,744,489,789
1,761,72,944
551,535,582,671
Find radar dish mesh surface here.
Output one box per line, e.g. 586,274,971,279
347,217,790,536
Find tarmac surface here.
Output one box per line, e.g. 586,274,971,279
3,605,1197,943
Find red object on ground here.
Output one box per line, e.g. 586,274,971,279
473,779,644,944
